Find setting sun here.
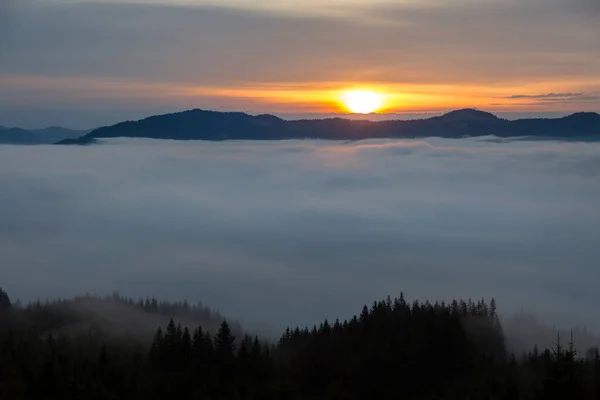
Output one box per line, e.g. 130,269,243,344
342,90,385,114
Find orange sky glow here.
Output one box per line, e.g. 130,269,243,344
0,0,598,127
3,74,599,115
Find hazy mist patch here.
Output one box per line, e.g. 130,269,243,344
1,137,599,335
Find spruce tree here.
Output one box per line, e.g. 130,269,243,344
214,320,236,359
0,287,11,312
192,325,205,355
182,327,192,354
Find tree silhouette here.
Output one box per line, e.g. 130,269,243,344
0,287,11,312
1,292,599,399
214,319,236,359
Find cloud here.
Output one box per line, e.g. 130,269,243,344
505,92,600,106
507,93,585,99
39,0,600,18
0,0,599,127
0,0,18,56
1,138,600,334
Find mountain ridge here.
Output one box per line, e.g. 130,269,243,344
50,108,600,145
1,125,90,144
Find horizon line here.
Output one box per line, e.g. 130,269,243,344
3,108,599,131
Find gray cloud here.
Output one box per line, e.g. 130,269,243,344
507,93,585,99
2,0,593,84
1,138,599,334
0,0,18,56
0,1,597,128
0,0,600,128
505,92,600,106
0,1,598,126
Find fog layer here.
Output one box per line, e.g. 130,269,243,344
1,138,599,333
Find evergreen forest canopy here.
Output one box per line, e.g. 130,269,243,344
0,287,599,399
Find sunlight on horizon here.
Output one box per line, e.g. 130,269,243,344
341,90,386,114
3,72,597,121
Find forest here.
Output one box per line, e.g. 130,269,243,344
0,287,599,399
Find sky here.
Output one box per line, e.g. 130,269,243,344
1,137,599,335
0,0,599,128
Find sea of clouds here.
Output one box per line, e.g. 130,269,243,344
1,137,599,337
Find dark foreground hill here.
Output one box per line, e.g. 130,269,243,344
57,108,600,145
0,125,89,144
1,287,600,399
0,292,242,343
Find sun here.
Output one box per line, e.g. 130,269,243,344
342,90,385,114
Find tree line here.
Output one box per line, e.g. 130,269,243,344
0,288,599,399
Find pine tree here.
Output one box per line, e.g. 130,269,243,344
164,318,179,364
0,287,11,312
490,298,497,317
250,336,262,361
359,305,369,323
192,325,205,354
238,334,251,360
182,327,192,354
214,320,236,359
151,327,164,352
191,326,213,376
150,298,159,313
204,332,214,355
176,323,183,339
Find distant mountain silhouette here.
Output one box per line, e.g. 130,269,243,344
1,125,90,145
0,126,40,144
56,108,600,145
